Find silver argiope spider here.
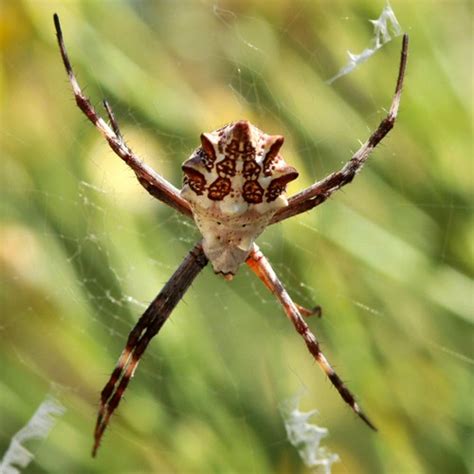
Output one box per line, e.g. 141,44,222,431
53,14,408,457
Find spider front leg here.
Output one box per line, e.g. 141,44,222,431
246,244,376,430
53,14,192,219
272,34,409,225
93,242,208,457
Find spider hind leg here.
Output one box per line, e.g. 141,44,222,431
246,244,376,431
92,243,208,457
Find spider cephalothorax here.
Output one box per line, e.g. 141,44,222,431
53,13,409,458
181,120,298,277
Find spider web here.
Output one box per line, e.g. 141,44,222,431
1,1,472,474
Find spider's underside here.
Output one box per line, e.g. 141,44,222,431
53,14,408,457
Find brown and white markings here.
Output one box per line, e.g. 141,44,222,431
182,121,298,277
53,14,408,457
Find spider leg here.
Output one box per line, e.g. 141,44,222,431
92,242,208,457
296,303,322,318
103,99,123,142
246,244,376,431
271,34,409,225
53,14,192,219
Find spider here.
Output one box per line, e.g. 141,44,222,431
53,14,408,457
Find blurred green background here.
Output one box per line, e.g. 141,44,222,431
1,1,472,473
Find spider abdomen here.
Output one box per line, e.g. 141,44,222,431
181,120,298,277
192,202,275,278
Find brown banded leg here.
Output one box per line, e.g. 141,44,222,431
271,34,409,225
93,242,208,457
53,14,192,218
246,244,376,431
